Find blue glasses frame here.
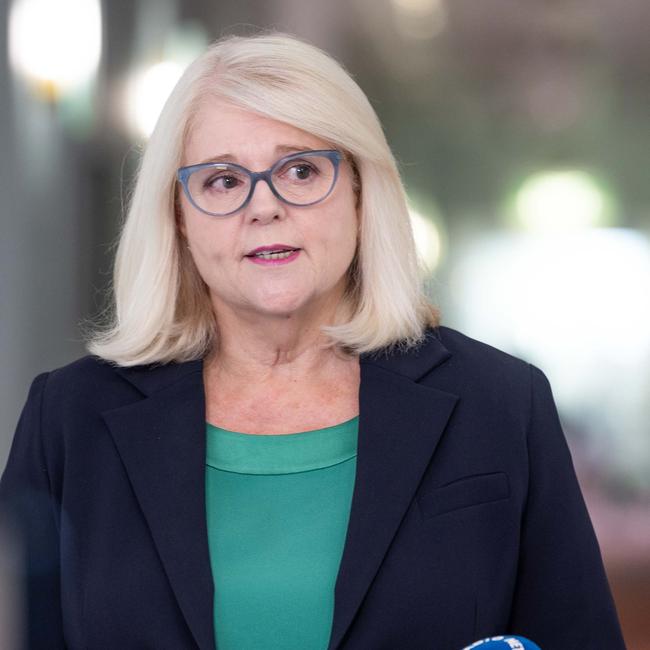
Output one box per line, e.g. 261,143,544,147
176,149,343,217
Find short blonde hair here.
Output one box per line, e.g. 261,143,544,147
86,31,439,365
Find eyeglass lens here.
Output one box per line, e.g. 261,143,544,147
186,153,337,215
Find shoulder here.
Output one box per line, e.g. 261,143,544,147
40,354,132,401
366,324,538,389
32,353,203,417
24,356,148,432
421,325,543,415
7,356,136,492
367,324,542,411
45,353,122,383
434,325,532,377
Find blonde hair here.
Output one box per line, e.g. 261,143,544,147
86,31,439,366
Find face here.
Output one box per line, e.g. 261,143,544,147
177,99,359,325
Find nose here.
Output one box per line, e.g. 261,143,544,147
244,175,286,223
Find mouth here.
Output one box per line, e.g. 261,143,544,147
245,244,302,260
245,247,302,266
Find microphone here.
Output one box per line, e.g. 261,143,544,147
461,636,541,649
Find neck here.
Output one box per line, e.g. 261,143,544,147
205,295,356,386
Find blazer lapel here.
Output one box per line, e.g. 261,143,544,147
101,360,216,650
327,330,459,650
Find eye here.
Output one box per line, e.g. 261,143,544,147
280,160,319,182
204,173,242,191
291,163,314,180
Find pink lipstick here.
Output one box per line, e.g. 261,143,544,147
245,244,301,266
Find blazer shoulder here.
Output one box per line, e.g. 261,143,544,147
36,354,142,420
427,325,540,411
47,353,119,378
434,325,532,376
39,353,204,415
46,353,124,389
7,356,130,492
365,324,536,389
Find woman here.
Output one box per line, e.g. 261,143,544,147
0,32,626,650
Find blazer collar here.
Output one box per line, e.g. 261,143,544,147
101,326,457,650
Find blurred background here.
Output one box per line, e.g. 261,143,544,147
1,0,648,647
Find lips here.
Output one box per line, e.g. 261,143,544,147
245,243,301,257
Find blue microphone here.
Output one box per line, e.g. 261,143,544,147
461,636,541,649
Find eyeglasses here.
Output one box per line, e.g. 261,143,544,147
176,149,343,217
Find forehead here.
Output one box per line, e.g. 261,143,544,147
183,98,331,166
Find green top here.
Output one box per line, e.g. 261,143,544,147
205,416,359,650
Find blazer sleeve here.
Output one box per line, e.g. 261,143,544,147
507,364,627,648
0,372,66,649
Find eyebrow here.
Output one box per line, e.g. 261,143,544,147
196,144,319,166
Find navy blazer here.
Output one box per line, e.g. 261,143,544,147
0,326,626,649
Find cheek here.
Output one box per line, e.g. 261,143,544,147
312,220,357,283
183,213,228,259
183,222,239,291
326,206,358,261
180,197,215,248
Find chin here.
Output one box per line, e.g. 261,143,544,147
250,286,311,313
256,301,307,318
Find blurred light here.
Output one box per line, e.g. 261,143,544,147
513,169,611,231
8,0,102,101
126,61,184,139
453,228,650,366
392,0,441,13
389,0,447,40
409,207,442,273
123,23,208,140
450,228,650,489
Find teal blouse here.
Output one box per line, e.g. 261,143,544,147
205,416,359,649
